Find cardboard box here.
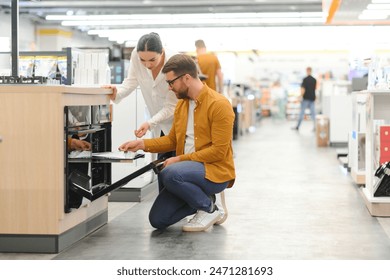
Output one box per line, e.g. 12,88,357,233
316,115,329,147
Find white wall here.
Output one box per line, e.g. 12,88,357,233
220,50,350,87
1,13,386,87
0,13,111,52
0,13,36,51
36,25,112,51
0,13,112,75
111,89,156,187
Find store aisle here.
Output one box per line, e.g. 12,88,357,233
3,118,390,260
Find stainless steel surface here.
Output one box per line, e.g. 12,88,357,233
11,0,19,77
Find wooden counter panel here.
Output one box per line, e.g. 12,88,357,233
0,86,111,236
59,196,108,233
0,92,62,234
0,85,112,95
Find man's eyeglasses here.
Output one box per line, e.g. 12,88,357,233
166,73,186,87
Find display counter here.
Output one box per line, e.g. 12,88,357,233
361,90,390,216
0,85,111,253
350,91,367,185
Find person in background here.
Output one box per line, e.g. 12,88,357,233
103,32,177,190
293,66,317,131
269,80,287,120
195,39,224,93
118,54,235,232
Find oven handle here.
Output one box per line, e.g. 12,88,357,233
91,158,166,201
67,127,105,135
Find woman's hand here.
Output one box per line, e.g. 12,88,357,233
134,122,151,138
101,85,117,101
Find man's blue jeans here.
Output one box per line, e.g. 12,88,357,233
296,99,316,128
149,161,229,229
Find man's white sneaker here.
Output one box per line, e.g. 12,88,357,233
215,191,228,225
182,209,221,232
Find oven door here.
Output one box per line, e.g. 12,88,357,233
68,158,164,201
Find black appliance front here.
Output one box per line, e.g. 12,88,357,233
64,105,158,213
64,105,112,213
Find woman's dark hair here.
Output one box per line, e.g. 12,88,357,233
136,32,163,54
162,54,198,78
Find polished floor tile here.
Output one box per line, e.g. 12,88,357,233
2,118,390,260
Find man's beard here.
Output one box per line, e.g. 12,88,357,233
176,87,189,99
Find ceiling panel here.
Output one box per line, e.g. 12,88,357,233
1,0,389,25
331,0,390,25
1,0,390,44
1,1,322,19
1,0,323,14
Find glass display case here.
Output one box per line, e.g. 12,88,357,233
0,47,110,85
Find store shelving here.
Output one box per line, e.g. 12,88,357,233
322,80,352,145
349,91,367,185
361,90,390,216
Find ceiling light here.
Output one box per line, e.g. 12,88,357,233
361,9,390,14
86,26,390,52
62,17,324,27
367,3,390,9
47,15,135,20
47,12,324,22
359,10,389,20
359,14,388,20
53,12,324,27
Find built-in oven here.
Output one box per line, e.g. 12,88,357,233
64,105,162,213
64,105,111,212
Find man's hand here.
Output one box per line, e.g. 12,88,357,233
134,122,151,138
163,156,181,167
71,139,91,151
101,85,117,101
118,139,145,152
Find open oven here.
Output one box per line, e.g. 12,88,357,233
64,105,164,213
